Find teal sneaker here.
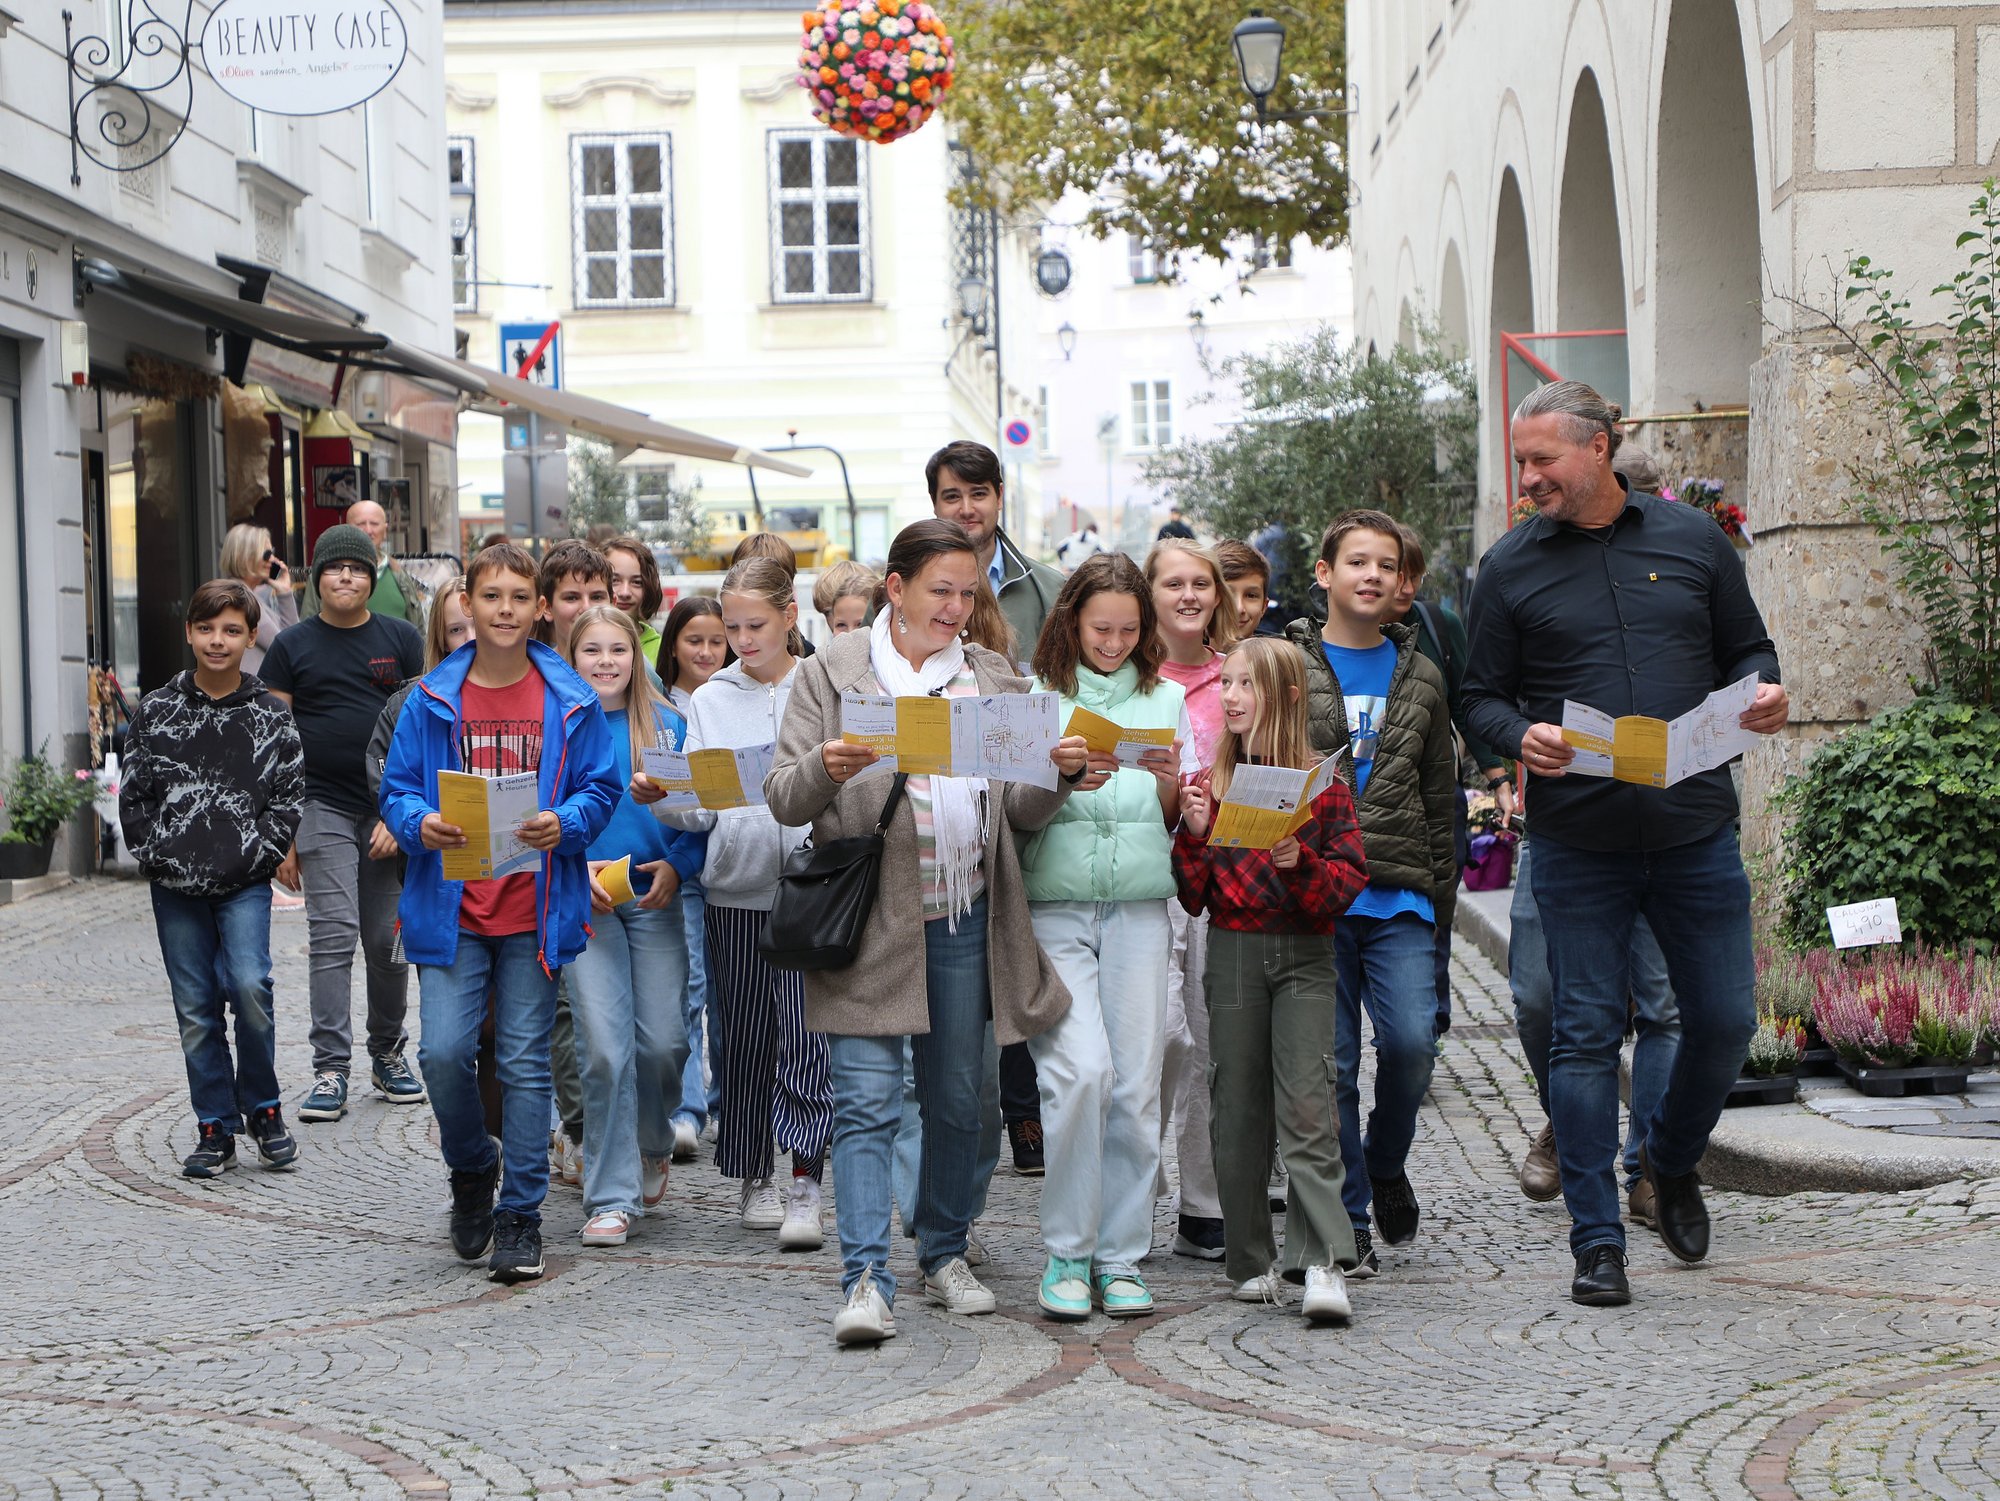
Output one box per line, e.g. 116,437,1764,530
1093,1271,1154,1319
1037,1256,1092,1322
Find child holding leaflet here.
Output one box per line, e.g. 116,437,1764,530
565,606,707,1247
636,559,833,1250
380,543,620,1283
1173,637,1369,1322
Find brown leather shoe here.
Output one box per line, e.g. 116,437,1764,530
1627,1178,1658,1230
1520,1121,1561,1202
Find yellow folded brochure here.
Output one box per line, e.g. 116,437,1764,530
1558,674,1761,788
837,691,1061,789
1208,754,1344,851
435,769,540,882
598,854,636,906
1064,705,1178,768
637,743,775,811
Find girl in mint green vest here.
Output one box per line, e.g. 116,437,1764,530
1019,554,1193,1321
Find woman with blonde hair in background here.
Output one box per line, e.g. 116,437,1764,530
219,523,298,676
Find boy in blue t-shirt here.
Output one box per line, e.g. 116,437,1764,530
1285,511,1459,1278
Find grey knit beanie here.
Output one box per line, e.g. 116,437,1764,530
311,524,379,588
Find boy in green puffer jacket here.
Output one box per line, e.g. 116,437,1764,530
1285,510,1459,1278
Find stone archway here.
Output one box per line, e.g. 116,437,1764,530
1439,241,1470,359
1489,168,1535,518
1556,69,1630,394
1654,0,1759,407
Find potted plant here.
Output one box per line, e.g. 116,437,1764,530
1727,1013,1804,1107
0,744,100,880
1756,946,1837,1074
1814,948,1990,1096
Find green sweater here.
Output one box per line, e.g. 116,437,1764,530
1019,661,1183,903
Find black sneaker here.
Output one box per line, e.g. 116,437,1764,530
449,1158,500,1264
488,1209,546,1283
246,1106,299,1171
1349,1226,1380,1280
1008,1118,1046,1177
1371,1172,1421,1246
182,1122,236,1179
1172,1213,1226,1260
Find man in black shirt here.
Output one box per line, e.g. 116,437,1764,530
1463,381,1788,1309
264,525,427,1123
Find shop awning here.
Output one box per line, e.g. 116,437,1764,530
76,258,390,358
461,361,814,478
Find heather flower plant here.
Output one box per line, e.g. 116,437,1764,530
1745,1015,1806,1077
1812,947,1992,1067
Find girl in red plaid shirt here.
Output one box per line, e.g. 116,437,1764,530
1174,637,1369,1321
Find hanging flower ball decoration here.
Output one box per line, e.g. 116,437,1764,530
798,0,955,144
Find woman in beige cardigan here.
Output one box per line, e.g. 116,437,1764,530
765,519,1088,1346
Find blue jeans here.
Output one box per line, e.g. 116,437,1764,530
1530,825,1756,1255
892,1030,1000,1237
1509,841,1680,1185
827,901,990,1304
568,899,690,1217
674,883,717,1129
150,882,281,1131
418,931,558,1220
1333,911,1440,1230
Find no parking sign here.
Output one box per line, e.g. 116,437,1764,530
1004,419,1032,447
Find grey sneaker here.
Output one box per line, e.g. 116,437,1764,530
297,1071,348,1122
834,1272,896,1346
370,1049,427,1104
922,1257,996,1315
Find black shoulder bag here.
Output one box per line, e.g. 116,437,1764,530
757,772,909,972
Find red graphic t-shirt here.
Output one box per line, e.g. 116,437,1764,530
457,668,546,937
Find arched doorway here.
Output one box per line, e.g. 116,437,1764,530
1556,69,1630,400
1439,241,1470,359
1489,168,1535,520
1655,0,1759,406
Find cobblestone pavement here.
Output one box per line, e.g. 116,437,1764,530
3,877,1997,1500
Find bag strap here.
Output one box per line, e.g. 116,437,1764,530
873,771,910,835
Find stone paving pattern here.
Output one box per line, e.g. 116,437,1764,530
2,877,1996,1499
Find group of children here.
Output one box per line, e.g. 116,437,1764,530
122,482,1466,1328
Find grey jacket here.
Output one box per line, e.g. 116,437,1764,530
991,529,1065,666
764,630,1073,1044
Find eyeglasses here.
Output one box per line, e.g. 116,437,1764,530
322,562,373,580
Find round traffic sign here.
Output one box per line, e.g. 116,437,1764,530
1005,419,1031,446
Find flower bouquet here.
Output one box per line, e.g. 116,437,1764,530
799,0,955,144
1664,478,1752,547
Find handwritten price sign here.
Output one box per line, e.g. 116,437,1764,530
1826,898,1903,950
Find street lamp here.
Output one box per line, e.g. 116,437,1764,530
1188,309,1208,361
957,272,990,331
1232,11,1286,120
448,178,476,252
1057,321,1078,361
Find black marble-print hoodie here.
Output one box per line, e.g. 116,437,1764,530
119,672,306,896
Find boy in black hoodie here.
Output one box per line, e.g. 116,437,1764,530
121,580,307,1179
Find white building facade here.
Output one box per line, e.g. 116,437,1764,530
1346,0,2000,860
444,0,1045,566
1032,210,1353,556
0,0,463,868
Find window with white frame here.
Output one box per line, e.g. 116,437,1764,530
1129,379,1172,450
1249,230,1293,271
448,136,477,313
571,134,675,308
630,464,678,523
768,131,870,303
1128,235,1160,285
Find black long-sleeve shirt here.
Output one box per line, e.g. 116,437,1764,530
1462,486,1781,852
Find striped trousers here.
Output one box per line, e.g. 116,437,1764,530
704,904,833,1182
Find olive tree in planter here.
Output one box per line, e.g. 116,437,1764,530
0,745,100,879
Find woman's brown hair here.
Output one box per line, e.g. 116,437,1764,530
876,518,1015,660
719,556,805,658
425,574,468,670
659,594,729,690
603,535,665,620
1143,538,1239,654
1030,552,1163,698
1209,637,1310,801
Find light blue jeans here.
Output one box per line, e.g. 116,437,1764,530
568,898,690,1218
1026,900,1172,1275
675,882,717,1130
1333,910,1440,1232
892,1031,1000,1237
827,902,990,1304
418,930,557,1220
1509,841,1681,1187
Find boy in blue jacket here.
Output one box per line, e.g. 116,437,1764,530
381,543,619,1283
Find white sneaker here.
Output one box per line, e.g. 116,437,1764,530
833,1273,896,1346
964,1229,989,1267
1231,1266,1288,1304
923,1257,997,1315
670,1117,700,1161
580,1210,630,1246
641,1155,670,1209
555,1135,583,1187
778,1176,825,1250
740,1176,784,1230
1301,1264,1352,1322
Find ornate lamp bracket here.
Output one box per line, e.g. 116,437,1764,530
64,4,198,188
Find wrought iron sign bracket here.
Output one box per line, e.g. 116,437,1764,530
63,3,198,188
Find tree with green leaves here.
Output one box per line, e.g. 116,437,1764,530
561,436,709,563
948,0,1347,271
1145,324,1478,605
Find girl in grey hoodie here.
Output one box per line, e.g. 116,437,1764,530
642,560,832,1250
